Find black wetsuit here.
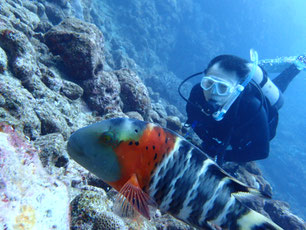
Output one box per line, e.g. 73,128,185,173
186,64,300,163
186,83,278,162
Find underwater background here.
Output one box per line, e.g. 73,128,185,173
0,0,305,229
91,0,306,219
97,0,306,219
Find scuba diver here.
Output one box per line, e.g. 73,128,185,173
179,50,305,164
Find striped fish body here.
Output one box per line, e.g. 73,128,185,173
67,118,283,230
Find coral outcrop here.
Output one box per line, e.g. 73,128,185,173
82,71,122,115
115,68,151,118
44,17,104,81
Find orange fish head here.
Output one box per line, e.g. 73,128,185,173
67,118,147,183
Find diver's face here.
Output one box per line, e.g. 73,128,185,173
203,63,239,106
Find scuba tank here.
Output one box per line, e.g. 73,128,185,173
248,63,284,110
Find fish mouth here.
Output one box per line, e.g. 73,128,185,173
67,136,84,159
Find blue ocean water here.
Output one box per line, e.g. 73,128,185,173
88,0,306,220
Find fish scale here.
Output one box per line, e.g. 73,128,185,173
148,138,243,228
67,117,283,230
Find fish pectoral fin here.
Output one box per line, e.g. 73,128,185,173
233,187,270,205
116,174,155,220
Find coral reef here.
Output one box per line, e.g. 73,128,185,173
0,123,70,229
0,47,7,73
70,187,160,230
93,211,127,230
115,68,151,118
34,132,69,174
44,17,104,81
166,115,182,133
264,200,306,230
82,71,122,115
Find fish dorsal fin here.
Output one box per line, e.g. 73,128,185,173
115,174,155,220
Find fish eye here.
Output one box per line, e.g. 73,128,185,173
99,132,114,145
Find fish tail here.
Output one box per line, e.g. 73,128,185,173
234,209,283,230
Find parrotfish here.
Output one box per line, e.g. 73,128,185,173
67,118,283,230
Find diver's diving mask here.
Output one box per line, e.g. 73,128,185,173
178,49,259,121
200,76,234,96
212,49,259,121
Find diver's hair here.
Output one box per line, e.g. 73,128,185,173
204,55,250,80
